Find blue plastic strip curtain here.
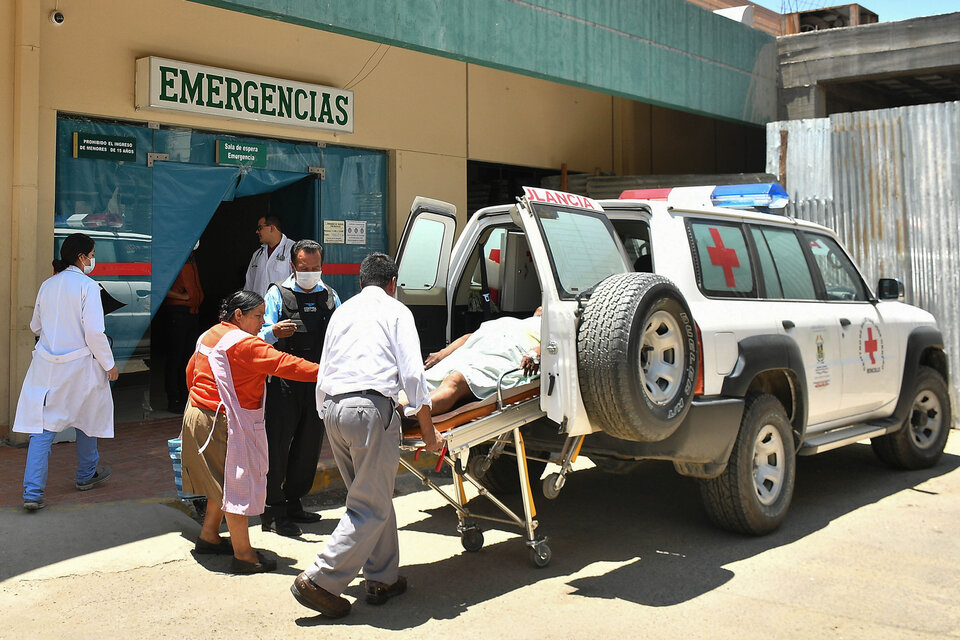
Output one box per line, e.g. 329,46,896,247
150,163,242,315
151,165,312,315
54,118,155,364
319,147,388,300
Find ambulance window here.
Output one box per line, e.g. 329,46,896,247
803,232,868,301
751,227,783,298
755,227,817,300
397,217,445,290
612,219,653,273
688,221,755,297
533,206,627,297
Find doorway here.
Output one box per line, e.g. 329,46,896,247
147,176,317,416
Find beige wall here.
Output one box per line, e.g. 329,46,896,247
467,65,614,174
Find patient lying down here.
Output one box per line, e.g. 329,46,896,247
408,307,542,417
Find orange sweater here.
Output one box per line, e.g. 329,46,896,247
186,322,318,411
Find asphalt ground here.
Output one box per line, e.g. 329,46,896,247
2,431,959,640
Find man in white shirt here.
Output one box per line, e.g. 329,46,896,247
243,215,295,296
291,253,443,619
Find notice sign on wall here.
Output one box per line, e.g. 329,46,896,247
345,221,367,245
72,132,137,160
216,140,266,167
323,220,345,244
136,56,354,134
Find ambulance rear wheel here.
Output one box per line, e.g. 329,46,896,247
469,444,547,496
578,272,698,443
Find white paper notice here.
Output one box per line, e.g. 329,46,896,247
345,220,367,245
323,220,345,244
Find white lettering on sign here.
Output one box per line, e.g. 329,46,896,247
522,186,601,211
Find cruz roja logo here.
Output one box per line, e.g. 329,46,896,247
858,318,884,373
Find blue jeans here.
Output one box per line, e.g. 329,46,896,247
23,429,99,501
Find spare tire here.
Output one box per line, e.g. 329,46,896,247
578,272,698,442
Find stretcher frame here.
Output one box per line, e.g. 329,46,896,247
399,369,553,567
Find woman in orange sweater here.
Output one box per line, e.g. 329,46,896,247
181,290,319,574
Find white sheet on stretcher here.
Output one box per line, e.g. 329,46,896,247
423,315,541,401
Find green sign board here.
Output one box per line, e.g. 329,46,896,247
216,140,266,167
72,132,137,160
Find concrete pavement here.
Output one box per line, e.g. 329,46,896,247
2,432,959,639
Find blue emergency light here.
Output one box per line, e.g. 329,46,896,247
710,183,789,209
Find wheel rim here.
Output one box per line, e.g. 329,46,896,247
753,424,785,506
909,388,943,449
639,310,684,405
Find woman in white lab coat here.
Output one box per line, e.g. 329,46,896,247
13,232,119,511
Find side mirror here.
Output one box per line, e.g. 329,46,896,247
877,278,904,301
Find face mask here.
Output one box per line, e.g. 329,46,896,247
295,270,323,290
82,256,95,275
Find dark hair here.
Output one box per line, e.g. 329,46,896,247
263,215,283,233
219,290,264,322
291,239,323,265
359,252,398,288
53,233,95,273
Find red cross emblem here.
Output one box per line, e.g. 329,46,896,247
707,228,740,288
864,328,878,364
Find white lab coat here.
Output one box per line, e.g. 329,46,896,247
244,234,295,297
13,266,115,437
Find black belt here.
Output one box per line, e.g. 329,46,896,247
330,389,387,400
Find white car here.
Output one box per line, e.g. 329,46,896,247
396,184,951,535
54,228,152,360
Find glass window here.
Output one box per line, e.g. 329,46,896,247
397,217,446,290
689,222,754,296
757,227,817,300
612,219,653,272
751,227,783,298
532,204,627,297
804,232,868,301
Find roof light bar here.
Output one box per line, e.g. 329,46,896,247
619,183,789,211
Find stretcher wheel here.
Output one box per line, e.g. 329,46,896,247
529,542,551,568
542,472,564,500
461,528,484,552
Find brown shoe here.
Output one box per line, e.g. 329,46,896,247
365,575,407,605
290,572,351,618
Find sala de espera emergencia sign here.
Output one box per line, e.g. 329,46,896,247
135,57,354,133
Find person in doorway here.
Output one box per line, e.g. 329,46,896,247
419,307,542,416
158,240,204,413
244,215,295,297
180,290,319,574
258,239,341,537
14,233,118,511
291,253,443,619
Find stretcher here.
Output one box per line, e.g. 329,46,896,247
398,370,556,567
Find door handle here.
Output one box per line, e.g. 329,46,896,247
782,320,795,330
839,318,851,327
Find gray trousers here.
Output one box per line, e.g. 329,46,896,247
306,393,400,595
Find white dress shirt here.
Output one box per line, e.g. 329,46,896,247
316,285,432,413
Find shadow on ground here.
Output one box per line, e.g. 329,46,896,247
295,440,959,629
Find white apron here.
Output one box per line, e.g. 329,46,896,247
13,343,114,437
196,328,269,516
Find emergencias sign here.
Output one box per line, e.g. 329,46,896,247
135,57,353,133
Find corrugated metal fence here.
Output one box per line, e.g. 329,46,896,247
767,101,960,401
